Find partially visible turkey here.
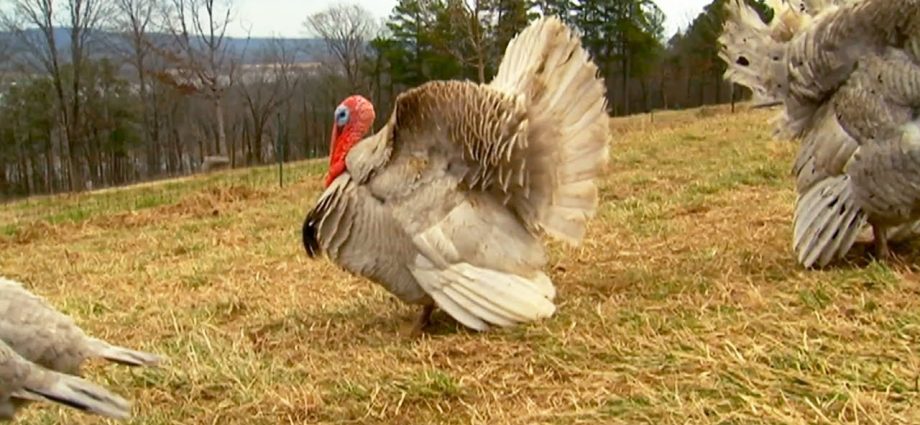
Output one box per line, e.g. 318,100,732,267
0,339,131,421
0,277,163,419
302,16,609,333
718,0,920,267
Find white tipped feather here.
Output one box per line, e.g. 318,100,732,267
793,175,867,268
530,271,556,301
411,257,556,332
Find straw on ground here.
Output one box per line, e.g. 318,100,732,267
2,105,919,424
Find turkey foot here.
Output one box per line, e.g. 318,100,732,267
403,304,435,338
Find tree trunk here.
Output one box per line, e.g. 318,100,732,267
311,102,320,157
242,118,252,164
198,137,205,171
151,82,163,177
58,98,81,192
714,71,722,104
17,140,32,196
639,79,650,113
214,96,227,155
698,76,706,106
44,138,54,193
730,83,736,113
659,75,668,110
0,163,7,197
255,122,265,164
172,127,182,175
301,98,313,158
230,123,237,168
622,53,630,116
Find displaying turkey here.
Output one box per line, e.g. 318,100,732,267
0,277,163,419
718,0,920,267
0,339,131,421
301,16,609,333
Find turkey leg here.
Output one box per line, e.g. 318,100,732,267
873,224,891,261
405,304,435,338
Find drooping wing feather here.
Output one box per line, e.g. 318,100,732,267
302,175,432,304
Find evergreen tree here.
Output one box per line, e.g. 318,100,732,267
680,0,771,104
492,0,536,60
384,0,462,87
533,0,575,23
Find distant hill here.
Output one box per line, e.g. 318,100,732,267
0,28,325,66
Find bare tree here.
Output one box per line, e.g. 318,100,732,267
236,38,299,165
113,0,162,178
2,0,109,191
306,3,376,92
159,0,243,158
445,0,492,83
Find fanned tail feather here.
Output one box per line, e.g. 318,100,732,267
16,369,132,420
411,258,556,332
793,175,867,268
87,338,163,367
488,16,609,246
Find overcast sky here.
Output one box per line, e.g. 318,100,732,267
233,0,710,39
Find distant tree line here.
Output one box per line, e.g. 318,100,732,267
0,0,770,200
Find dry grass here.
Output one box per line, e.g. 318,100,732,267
3,105,920,424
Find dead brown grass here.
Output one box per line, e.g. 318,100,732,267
2,106,920,424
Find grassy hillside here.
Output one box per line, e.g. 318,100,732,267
2,106,919,424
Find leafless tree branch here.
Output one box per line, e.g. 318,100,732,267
305,3,376,92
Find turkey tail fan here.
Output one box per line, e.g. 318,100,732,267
488,16,610,246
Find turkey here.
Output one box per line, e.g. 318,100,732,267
0,339,131,421
0,276,163,418
719,0,920,267
301,16,609,333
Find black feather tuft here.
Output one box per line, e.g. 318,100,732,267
302,212,321,258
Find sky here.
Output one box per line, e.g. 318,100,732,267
232,0,711,39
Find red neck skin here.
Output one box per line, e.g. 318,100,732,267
324,125,361,187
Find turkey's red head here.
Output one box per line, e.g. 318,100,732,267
326,95,375,187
